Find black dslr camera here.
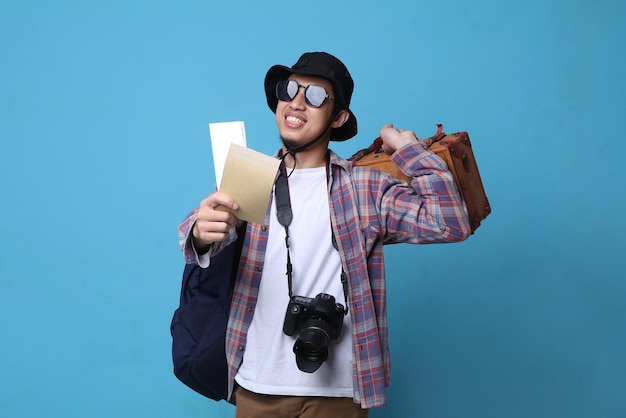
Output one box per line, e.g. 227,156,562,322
283,293,346,373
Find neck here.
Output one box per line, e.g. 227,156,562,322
281,144,328,169
280,111,337,169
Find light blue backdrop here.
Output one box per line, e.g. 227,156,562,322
1,1,624,417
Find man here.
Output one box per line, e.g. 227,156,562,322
178,52,470,417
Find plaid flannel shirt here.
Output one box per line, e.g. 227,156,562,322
178,142,470,408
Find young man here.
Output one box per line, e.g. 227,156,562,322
178,52,470,417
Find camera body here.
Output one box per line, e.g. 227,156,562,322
283,293,345,340
283,293,346,372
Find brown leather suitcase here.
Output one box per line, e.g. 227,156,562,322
349,124,491,234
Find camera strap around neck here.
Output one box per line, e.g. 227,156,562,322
274,154,349,313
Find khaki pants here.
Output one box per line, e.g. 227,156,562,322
234,386,370,418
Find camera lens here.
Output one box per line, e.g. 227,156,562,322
293,327,330,373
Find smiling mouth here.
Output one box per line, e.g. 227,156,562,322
285,115,305,126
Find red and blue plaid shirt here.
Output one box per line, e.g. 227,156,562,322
178,142,470,408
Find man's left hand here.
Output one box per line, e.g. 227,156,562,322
379,123,419,154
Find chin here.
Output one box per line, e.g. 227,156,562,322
279,135,300,149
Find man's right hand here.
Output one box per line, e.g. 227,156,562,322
192,192,240,254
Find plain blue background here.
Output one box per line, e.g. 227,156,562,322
1,1,625,417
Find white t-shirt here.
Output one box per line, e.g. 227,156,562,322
235,166,353,397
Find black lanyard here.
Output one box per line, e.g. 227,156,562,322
274,154,349,313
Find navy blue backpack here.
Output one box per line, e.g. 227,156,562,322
170,225,246,403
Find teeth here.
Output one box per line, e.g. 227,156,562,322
286,116,304,125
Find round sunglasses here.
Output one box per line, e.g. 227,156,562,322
276,79,334,108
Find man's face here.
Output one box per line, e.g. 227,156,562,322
275,73,338,149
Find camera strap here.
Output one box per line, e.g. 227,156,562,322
275,153,349,314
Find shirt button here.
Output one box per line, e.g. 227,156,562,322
256,266,262,272
238,346,244,351
247,307,254,312
261,225,267,231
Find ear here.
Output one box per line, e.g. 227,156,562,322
331,109,350,129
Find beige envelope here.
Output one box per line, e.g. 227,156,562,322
218,143,279,224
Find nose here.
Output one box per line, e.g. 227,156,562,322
289,85,307,109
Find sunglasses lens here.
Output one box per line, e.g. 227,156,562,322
276,80,298,102
304,85,328,108
275,80,330,108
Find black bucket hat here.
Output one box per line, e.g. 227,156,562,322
264,52,357,141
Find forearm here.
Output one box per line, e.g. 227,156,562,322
389,142,471,242
177,208,210,264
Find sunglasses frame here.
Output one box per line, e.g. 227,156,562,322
276,79,334,108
